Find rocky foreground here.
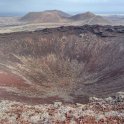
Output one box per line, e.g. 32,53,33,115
0,92,124,124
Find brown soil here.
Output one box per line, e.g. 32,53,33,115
0,71,29,87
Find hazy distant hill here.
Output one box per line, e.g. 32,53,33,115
0,10,124,33
70,12,95,21
105,15,124,25
87,15,112,25
0,17,22,27
69,12,111,25
20,10,111,25
20,10,70,23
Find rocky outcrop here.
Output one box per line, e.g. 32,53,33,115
0,93,124,124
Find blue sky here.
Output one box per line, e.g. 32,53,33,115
0,0,124,16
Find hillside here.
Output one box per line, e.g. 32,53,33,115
20,11,111,25
87,15,112,25
70,12,95,21
70,12,111,25
20,10,70,23
0,25,124,104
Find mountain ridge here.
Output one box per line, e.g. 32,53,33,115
20,10,111,25
20,10,70,23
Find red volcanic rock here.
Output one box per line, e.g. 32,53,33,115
0,71,29,87
0,99,124,124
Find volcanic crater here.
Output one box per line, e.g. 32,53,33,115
0,25,124,104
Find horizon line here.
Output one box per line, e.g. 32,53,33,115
0,10,124,17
